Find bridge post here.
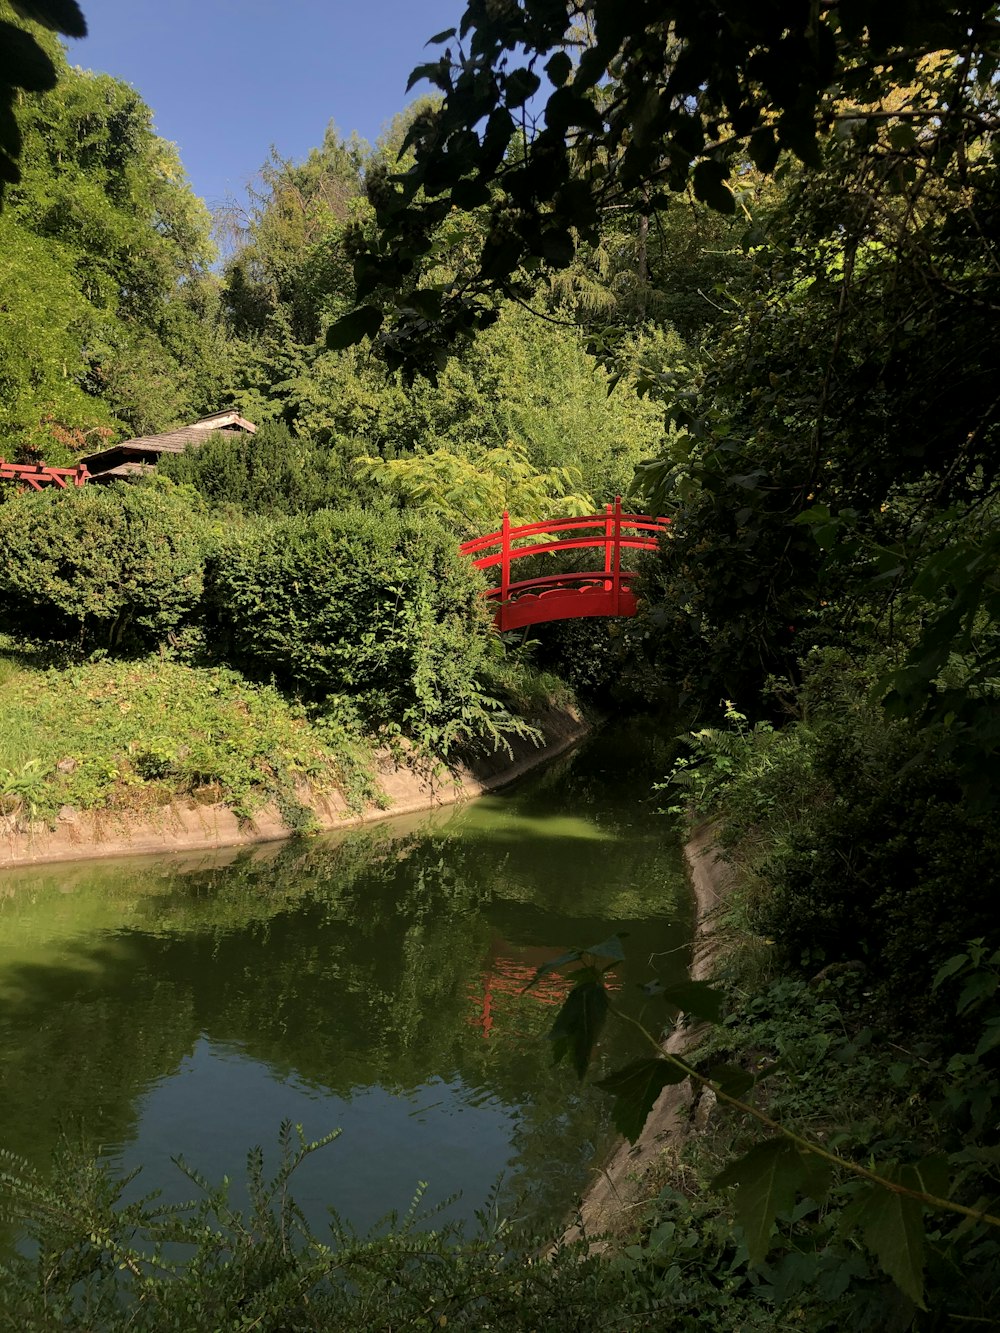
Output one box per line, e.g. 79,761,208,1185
603,501,613,586
500,510,510,630
612,495,623,613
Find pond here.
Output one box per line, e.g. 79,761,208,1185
0,720,691,1241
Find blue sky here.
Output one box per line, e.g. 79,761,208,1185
73,1,465,209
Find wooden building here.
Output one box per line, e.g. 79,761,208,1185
81,410,257,482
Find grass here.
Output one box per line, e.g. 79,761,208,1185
0,644,382,830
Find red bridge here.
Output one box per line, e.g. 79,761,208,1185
460,498,670,631
0,459,90,490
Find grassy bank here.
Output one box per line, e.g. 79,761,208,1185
0,636,583,861
0,645,385,832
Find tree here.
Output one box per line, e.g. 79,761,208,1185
0,18,228,452
0,0,86,200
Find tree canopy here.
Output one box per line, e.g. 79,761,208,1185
331,1,1000,371
0,0,86,196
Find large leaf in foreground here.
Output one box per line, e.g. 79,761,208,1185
714,1139,832,1263
549,981,609,1079
595,1057,688,1142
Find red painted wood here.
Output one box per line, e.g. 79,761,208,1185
0,459,90,489
459,499,669,630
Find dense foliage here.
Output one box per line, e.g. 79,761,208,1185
0,0,85,197
4,0,1000,1325
0,14,225,459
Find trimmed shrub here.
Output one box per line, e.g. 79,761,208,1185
207,507,525,754
0,481,208,649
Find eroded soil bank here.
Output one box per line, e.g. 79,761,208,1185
0,703,588,870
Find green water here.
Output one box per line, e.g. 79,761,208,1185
0,721,690,1236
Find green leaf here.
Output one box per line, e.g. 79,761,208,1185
451,177,491,209
706,1062,755,1098
505,67,541,109
425,26,456,45
595,1057,688,1141
844,1178,925,1307
549,980,610,1079
0,102,21,156
748,125,780,173
325,305,384,350
889,123,917,150
958,970,998,1013
0,21,57,91
405,289,443,319
792,503,833,526
715,1140,832,1264
540,227,575,268
660,980,725,1023
714,1139,801,1262
974,1017,1000,1059
406,58,451,94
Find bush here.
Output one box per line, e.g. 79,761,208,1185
158,421,371,516
678,651,1000,1022
747,729,1000,1020
0,481,207,650
207,507,532,755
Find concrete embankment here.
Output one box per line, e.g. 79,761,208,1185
563,824,733,1245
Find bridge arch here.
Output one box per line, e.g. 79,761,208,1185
459,498,669,631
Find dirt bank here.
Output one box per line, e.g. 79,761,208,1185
562,823,734,1245
0,703,589,870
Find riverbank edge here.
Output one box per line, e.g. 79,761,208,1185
0,702,590,870
562,822,733,1245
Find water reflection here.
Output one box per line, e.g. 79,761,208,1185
0,720,690,1235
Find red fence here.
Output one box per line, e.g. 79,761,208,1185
0,459,90,490
459,498,670,630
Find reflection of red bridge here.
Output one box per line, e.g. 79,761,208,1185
459,498,670,631
0,459,90,490
469,945,622,1040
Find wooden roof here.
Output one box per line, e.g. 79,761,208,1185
82,411,257,468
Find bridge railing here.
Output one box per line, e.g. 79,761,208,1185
459,497,670,629
0,459,90,490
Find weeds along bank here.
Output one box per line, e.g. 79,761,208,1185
0,480,577,857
